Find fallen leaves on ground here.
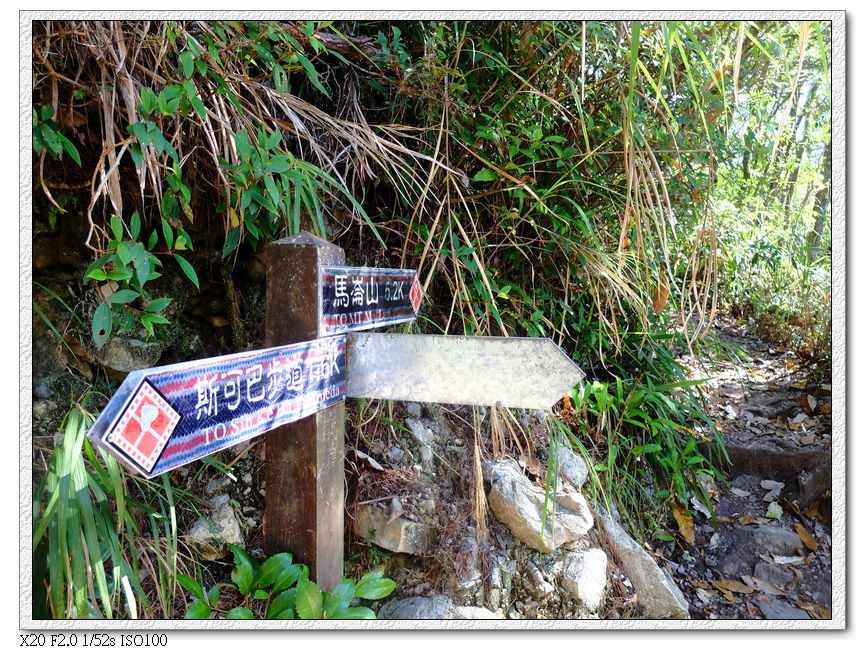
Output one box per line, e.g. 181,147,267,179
797,600,831,619
712,578,755,594
673,504,695,544
741,575,787,596
738,514,764,525
795,522,818,551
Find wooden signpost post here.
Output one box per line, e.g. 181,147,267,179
87,231,584,590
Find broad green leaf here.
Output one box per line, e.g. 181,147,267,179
227,607,254,619
633,443,662,455
222,227,240,258
296,53,330,97
230,544,256,595
325,579,355,613
178,227,194,251
107,289,139,305
273,63,288,93
91,301,115,346
266,588,296,620
295,580,323,619
353,570,395,600
233,131,251,162
130,211,141,240
110,215,124,241
254,552,295,590
161,219,174,249
128,121,152,147
180,50,194,79
184,599,212,619
145,297,172,313
263,173,281,209
472,168,498,182
207,585,220,608
59,135,81,166
83,254,113,281
176,574,206,602
265,130,282,150
174,254,199,289
116,241,132,267
139,87,157,115
87,269,107,281
106,268,133,282
333,606,376,619
265,155,291,173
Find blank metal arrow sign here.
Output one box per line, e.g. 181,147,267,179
346,333,585,410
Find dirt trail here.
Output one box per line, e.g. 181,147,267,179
661,316,832,620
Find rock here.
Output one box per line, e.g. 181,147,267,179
486,460,593,552
185,494,244,561
756,597,810,620
559,548,608,611
405,418,434,446
453,534,482,590
206,475,234,494
377,594,453,619
750,525,804,556
33,400,55,418
420,446,433,464
386,446,406,464
355,503,431,555
405,402,422,418
486,555,516,612
34,382,54,399
753,561,792,586
596,506,689,619
451,606,502,619
797,464,831,505
98,338,163,373
557,446,589,489
524,561,555,600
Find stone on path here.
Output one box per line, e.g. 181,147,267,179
557,446,589,489
754,561,793,586
452,606,502,619
485,459,593,553
185,493,244,561
596,506,690,619
756,597,810,620
559,548,608,611
355,503,432,555
378,594,453,619
750,524,805,556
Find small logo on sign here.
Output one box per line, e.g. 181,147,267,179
108,382,180,473
409,276,423,313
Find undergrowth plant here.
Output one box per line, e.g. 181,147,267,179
32,397,194,619
555,327,727,542
179,545,395,619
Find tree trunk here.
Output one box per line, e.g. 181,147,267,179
806,144,831,264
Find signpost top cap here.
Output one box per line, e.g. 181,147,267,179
275,230,340,249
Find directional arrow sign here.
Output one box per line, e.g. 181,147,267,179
346,333,585,410
319,266,422,335
86,336,346,478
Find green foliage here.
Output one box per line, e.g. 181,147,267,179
32,398,187,619
82,211,198,345
180,545,394,620
33,105,81,166
556,328,726,540
709,21,831,360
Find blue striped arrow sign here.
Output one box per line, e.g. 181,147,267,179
87,336,346,478
319,266,422,335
